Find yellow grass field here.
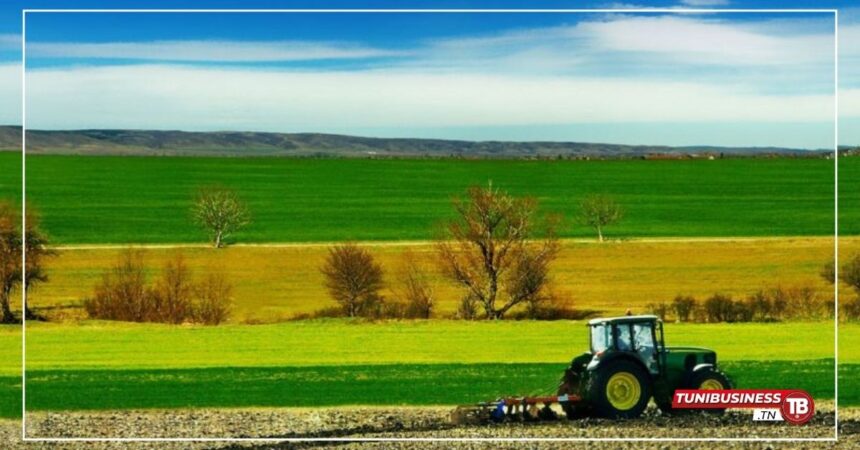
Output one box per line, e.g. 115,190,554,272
23,237,859,323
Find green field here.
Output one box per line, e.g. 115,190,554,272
0,320,854,418
0,153,856,420
0,153,855,243
16,361,853,414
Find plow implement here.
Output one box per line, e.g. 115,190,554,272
450,394,581,425
450,315,734,424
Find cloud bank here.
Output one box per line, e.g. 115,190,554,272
24,65,834,129
27,39,406,62
9,12,847,147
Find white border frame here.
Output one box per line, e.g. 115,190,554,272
19,7,840,443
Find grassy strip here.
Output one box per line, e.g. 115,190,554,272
1,154,854,243
0,321,851,418
10,321,848,373
0,360,847,418
27,238,858,322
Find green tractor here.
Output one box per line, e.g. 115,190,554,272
557,314,732,419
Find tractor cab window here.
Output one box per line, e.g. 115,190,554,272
633,323,658,373
616,324,633,351
590,324,611,353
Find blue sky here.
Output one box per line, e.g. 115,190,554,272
0,1,857,148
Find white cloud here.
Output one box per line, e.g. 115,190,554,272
402,15,834,98
24,65,832,131
679,0,729,6
26,39,405,62
841,88,860,117
12,13,845,147
0,34,21,50
841,24,860,89
23,15,833,73
578,15,832,66
0,63,21,125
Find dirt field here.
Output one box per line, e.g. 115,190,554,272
1,403,857,449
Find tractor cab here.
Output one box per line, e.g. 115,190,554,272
587,315,664,375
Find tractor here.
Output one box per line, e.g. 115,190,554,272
451,314,732,423
556,314,731,419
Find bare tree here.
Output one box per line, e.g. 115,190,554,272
579,194,623,242
0,202,54,323
437,184,560,319
22,209,54,320
0,202,19,323
321,244,384,317
191,187,250,248
397,251,434,319
841,254,860,296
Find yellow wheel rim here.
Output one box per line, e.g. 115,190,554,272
606,371,641,411
699,379,724,390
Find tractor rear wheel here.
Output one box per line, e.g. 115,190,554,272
587,360,651,419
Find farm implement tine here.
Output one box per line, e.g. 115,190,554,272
453,394,579,424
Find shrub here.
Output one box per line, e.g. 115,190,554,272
671,295,696,322
397,252,434,319
84,249,149,322
321,244,384,318
194,271,232,325
842,297,860,321
517,290,581,320
457,294,480,320
744,290,773,322
84,250,232,325
842,254,860,295
703,293,735,323
646,302,669,321
290,306,344,321
733,300,754,322
150,254,194,324
768,287,788,320
782,285,824,319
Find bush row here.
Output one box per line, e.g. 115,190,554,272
83,250,232,325
647,285,842,323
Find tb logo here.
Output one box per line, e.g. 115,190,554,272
780,391,814,425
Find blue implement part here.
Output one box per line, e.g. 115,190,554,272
490,400,507,423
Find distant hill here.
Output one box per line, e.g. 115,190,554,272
0,126,831,159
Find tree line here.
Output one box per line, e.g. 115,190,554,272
4,181,855,325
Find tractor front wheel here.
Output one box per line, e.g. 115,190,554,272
658,368,732,415
587,360,651,419
689,368,732,415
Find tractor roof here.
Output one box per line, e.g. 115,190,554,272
587,315,660,326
